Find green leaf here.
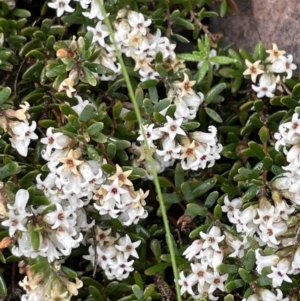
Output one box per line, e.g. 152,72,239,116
113,101,123,118
132,284,144,300
248,141,265,160
89,285,104,301
59,104,78,117
204,191,219,208
192,177,217,197
181,182,194,202
0,87,11,108
0,274,7,296
31,228,40,251
262,157,273,171
210,56,236,65
143,98,154,115
150,239,162,262
81,277,103,292
197,60,209,83
138,79,158,89
204,107,223,123
79,104,95,122
205,83,227,104
181,121,200,131
82,66,97,86
220,0,227,17
32,195,51,206
87,122,103,136
19,170,40,188
174,17,194,30
176,53,202,62
13,8,31,18
144,263,170,275
242,249,255,270
186,203,208,217
175,163,184,189
224,294,235,301
0,162,19,180
107,143,116,159
214,204,222,219
242,186,259,202
225,279,245,292
153,98,170,112
218,264,238,274
238,268,252,283
61,266,77,278
41,204,57,216
259,126,270,143
158,176,173,187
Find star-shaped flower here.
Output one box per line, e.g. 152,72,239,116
108,164,133,187
58,149,84,175
159,116,186,141
174,73,196,96
243,59,264,83
266,43,286,62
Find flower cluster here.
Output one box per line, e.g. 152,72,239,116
179,226,228,300
0,101,38,157
273,112,300,205
243,43,297,98
130,72,222,179
222,194,298,297
83,227,141,281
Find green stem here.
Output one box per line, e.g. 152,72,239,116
97,2,182,300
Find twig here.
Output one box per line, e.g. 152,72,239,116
14,58,26,97
165,0,172,38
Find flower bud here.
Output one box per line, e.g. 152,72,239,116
56,48,69,59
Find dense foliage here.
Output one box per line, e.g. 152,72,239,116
0,0,299,301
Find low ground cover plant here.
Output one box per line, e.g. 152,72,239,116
0,0,299,300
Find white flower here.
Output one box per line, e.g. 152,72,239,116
252,73,276,98
190,262,213,287
82,0,108,20
156,138,181,161
41,127,70,155
159,116,186,141
221,195,242,219
102,178,128,204
115,234,141,259
255,249,280,274
128,11,151,36
87,21,109,47
137,123,161,147
271,54,297,79
258,219,287,246
111,253,134,280
182,239,203,261
178,271,196,296
2,210,29,236
260,289,288,301
200,226,224,251
7,189,29,215
48,0,74,17
207,271,228,294
290,247,300,274
267,258,292,287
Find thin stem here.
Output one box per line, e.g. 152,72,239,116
98,2,182,300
